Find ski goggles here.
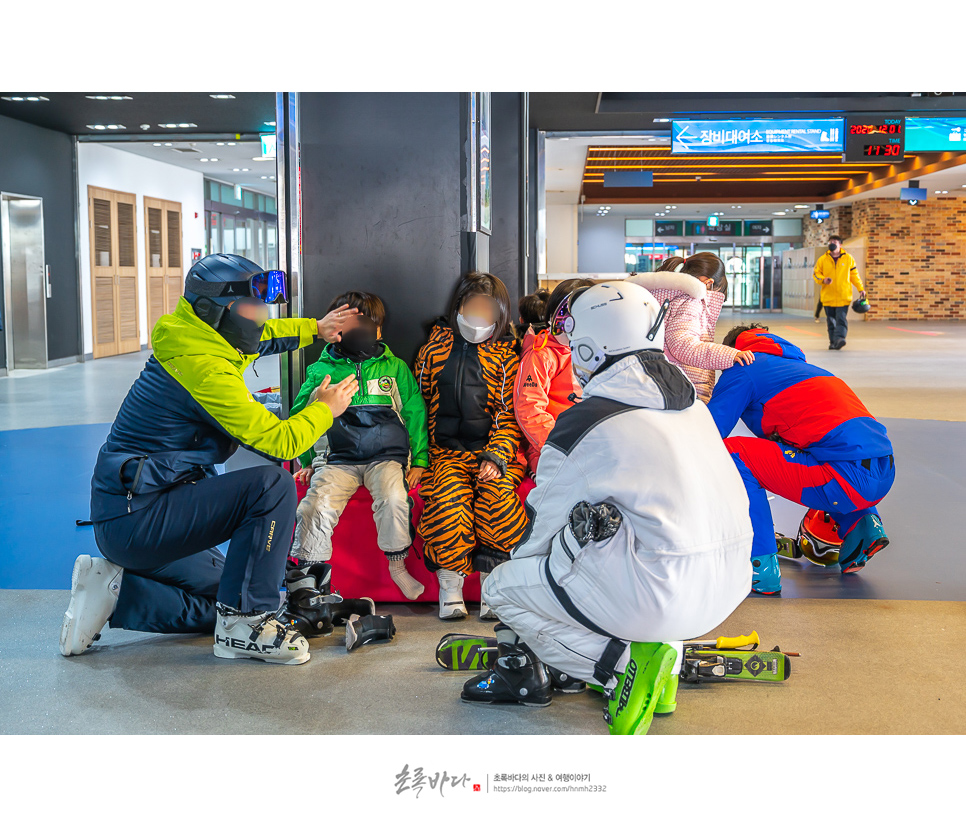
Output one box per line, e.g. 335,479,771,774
549,293,577,337
185,270,288,305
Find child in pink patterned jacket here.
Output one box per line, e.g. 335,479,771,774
627,253,754,402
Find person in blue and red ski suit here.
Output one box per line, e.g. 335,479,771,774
706,324,895,594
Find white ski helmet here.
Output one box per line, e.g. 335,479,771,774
563,281,669,385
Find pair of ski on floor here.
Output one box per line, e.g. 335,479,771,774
438,630,794,682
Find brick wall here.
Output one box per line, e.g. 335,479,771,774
851,196,966,320
802,205,853,247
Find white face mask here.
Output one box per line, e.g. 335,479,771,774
457,313,496,344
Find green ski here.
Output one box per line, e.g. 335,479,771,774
435,633,497,671
680,648,792,684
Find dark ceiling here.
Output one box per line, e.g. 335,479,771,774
530,92,966,132
0,92,275,137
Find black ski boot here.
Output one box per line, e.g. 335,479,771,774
547,666,586,694
461,642,552,708
280,563,343,637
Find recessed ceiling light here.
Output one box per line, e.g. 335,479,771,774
261,176,268,179
227,142,236,146
199,158,209,162
772,211,786,215
153,142,162,146
665,205,671,209
209,158,218,162
264,121,276,127
209,94,235,100
935,190,941,194
232,168,240,172
164,142,172,147
86,124,126,130
2,95,49,102
242,168,249,172
653,118,670,123
86,95,132,101
216,142,225,146
158,123,198,129
270,176,275,180
794,204,810,209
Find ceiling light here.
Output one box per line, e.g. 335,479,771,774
794,204,810,208
227,142,236,146
86,95,132,100
199,158,209,162
233,168,240,172
2,95,49,102
86,124,126,130
935,190,941,193
665,205,671,208
264,121,276,127
216,142,225,146
671,205,677,208
942,190,948,194
209,157,218,162
270,176,275,180
653,118,670,123
242,168,249,172
209,94,235,99
153,142,162,146
261,176,268,179
158,123,198,129
164,142,172,147
772,211,786,215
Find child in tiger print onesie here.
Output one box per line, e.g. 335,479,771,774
415,271,528,620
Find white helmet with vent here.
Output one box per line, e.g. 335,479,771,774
561,281,669,385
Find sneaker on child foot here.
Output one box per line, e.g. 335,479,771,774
213,603,311,665
477,571,498,620
60,555,123,657
437,569,468,619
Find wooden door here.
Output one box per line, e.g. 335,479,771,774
144,197,183,345
88,186,139,359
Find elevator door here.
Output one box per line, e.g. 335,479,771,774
1,194,48,370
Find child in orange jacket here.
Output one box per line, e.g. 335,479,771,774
513,278,594,477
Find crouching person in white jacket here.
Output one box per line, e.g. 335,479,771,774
461,281,754,735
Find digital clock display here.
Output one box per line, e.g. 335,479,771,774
844,113,905,163
862,143,904,157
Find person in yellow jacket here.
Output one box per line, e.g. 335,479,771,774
813,235,866,350
60,254,358,666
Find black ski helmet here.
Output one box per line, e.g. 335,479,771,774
852,297,871,314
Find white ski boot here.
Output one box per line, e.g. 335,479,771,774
437,569,468,620
213,602,311,665
60,554,123,657
478,571,498,620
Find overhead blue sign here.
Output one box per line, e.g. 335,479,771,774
810,209,831,220
905,117,966,152
603,170,653,188
706,215,719,227
672,119,844,154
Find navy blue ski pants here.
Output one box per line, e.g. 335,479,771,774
93,466,296,634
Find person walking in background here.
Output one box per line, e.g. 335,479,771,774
813,235,866,350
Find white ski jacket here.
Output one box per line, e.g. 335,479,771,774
512,350,753,641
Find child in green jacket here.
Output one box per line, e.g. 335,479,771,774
291,291,429,599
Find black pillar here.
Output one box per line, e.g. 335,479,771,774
297,92,463,366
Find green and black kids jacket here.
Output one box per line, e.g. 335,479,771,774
90,297,333,522
291,342,429,472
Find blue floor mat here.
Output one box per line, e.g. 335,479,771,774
0,423,110,589
1,418,964,602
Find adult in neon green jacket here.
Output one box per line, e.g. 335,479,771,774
813,234,866,350
65,255,357,667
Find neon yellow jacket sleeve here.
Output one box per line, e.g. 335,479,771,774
256,317,319,357
188,361,334,461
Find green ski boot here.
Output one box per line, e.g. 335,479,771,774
604,642,677,736
653,675,678,715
